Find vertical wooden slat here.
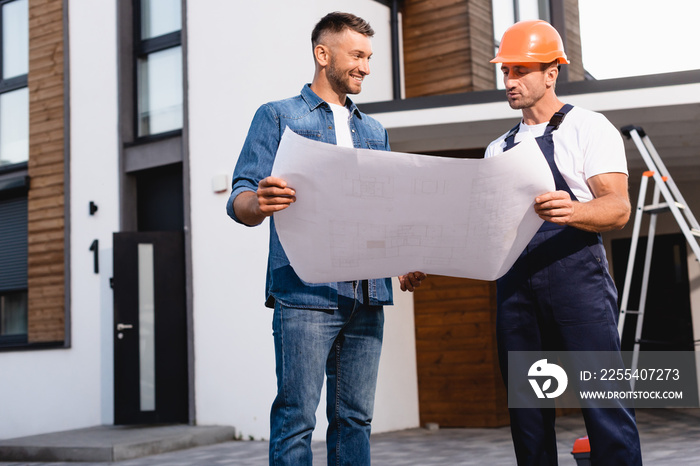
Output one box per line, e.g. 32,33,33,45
27,0,65,343
563,0,585,81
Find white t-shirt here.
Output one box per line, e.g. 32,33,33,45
328,102,354,148
485,106,627,202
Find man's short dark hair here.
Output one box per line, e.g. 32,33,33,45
311,12,374,48
541,60,562,73
540,60,560,71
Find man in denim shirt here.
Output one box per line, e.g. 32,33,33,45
227,12,425,466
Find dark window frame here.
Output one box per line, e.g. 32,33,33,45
389,0,401,100
0,332,28,346
0,74,26,94
0,160,27,176
132,0,183,142
491,1,554,50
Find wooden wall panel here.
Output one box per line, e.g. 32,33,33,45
27,0,65,343
564,0,585,81
413,275,509,427
402,0,496,98
465,0,498,90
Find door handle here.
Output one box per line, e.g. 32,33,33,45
116,323,134,331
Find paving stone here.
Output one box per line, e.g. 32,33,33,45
0,409,698,465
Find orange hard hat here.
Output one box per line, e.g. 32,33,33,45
491,20,570,64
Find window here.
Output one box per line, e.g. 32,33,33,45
0,0,28,167
136,0,183,138
1,291,27,335
492,0,550,89
0,196,28,346
0,0,28,347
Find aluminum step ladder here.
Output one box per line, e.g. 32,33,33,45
616,126,700,383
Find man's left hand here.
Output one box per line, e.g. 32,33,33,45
534,190,574,225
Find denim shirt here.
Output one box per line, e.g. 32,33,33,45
227,84,394,309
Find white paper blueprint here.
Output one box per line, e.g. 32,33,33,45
271,128,555,283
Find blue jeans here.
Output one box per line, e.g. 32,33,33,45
269,290,384,465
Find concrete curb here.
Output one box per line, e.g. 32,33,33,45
0,424,237,462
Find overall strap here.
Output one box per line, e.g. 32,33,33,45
538,103,576,201
543,103,573,136
538,103,577,231
503,103,574,150
503,123,520,150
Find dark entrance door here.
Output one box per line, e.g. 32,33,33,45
113,231,188,424
612,232,698,406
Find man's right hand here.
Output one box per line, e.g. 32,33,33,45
233,176,296,226
257,176,296,215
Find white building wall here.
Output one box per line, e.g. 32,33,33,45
0,0,120,440
67,0,122,429
187,0,419,440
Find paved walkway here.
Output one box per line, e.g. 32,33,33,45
1,409,699,465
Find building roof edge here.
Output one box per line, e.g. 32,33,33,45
360,69,700,114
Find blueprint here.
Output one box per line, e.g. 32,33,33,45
271,128,555,283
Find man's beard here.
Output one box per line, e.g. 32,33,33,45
327,56,359,96
507,88,545,110
508,99,529,110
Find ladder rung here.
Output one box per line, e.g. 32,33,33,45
621,310,641,315
635,339,679,346
642,202,685,214
692,229,700,238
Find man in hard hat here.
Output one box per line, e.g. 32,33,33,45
486,20,642,465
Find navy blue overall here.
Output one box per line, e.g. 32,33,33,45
497,104,642,465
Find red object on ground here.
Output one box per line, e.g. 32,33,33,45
572,436,590,454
